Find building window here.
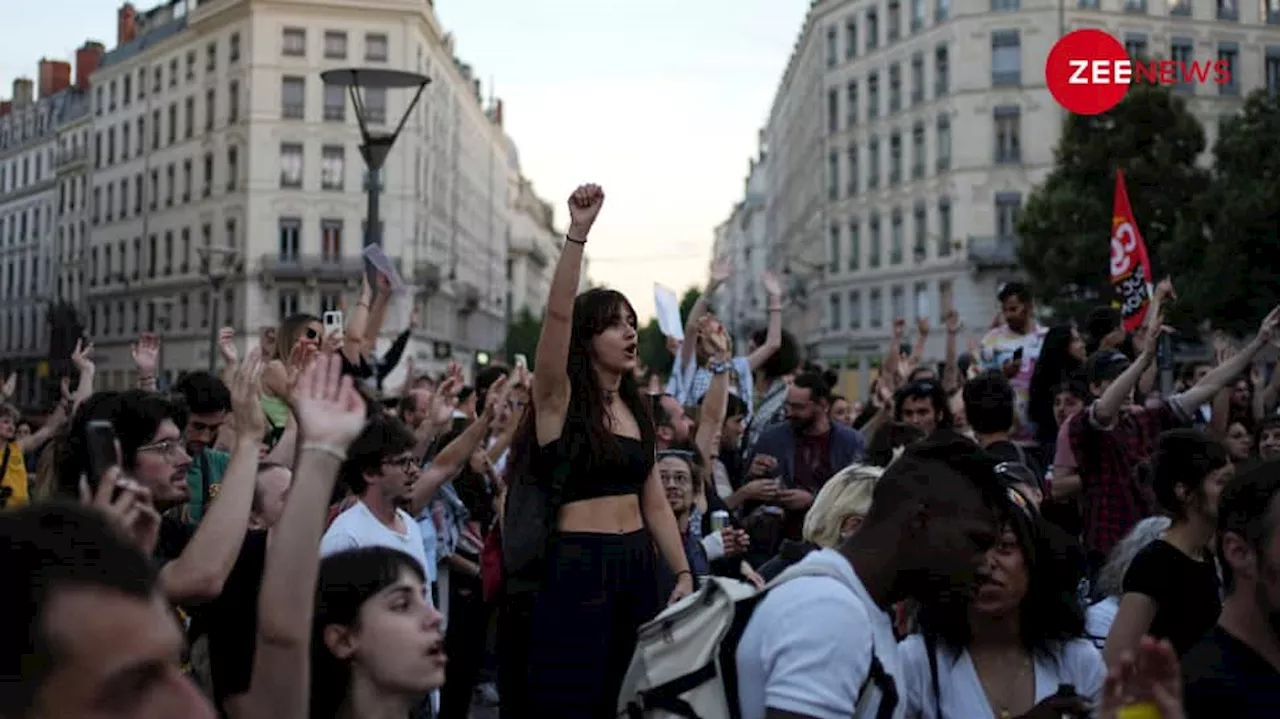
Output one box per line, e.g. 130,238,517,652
849,291,862,329
938,197,952,256
1170,0,1190,14
827,89,839,133
1218,44,1239,95
321,145,345,190
848,219,861,271
994,107,1021,163
283,28,306,56
228,80,240,123
827,149,840,200
151,168,160,207
151,108,161,148
1266,0,1280,22
826,26,838,67
364,87,386,124
867,72,879,119
365,33,389,61
1124,34,1148,59
202,88,214,131
186,52,196,81
1170,38,1193,93
913,204,927,259
867,136,880,189
321,292,341,313
278,290,300,321
206,42,217,72
324,31,348,59
186,95,195,138
992,31,1021,86
992,0,1020,10
227,146,238,190
166,164,175,206
888,132,902,185
888,0,902,40
995,193,1022,239
911,122,925,178
846,81,858,127
869,288,883,328
282,76,305,118
869,214,882,268
279,218,300,261
230,32,241,63
1124,0,1147,12
324,82,346,121
148,235,158,278
167,103,177,144
910,53,924,104
321,219,343,262
226,217,237,253
280,143,303,188
170,58,178,87
1267,52,1280,97
891,286,906,323
845,18,858,59
203,153,213,197
890,209,904,264
182,160,192,202
888,63,901,112
829,293,843,331
829,224,842,273
846,145,859,196
866,8,879,50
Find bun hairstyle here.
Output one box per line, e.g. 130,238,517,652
1149,429,1229,518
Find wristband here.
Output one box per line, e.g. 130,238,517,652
768,306,782,312
300,442,348,462
709,360,733,375
565,234,586,245
674,569,693,579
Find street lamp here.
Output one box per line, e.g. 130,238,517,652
319,68,430,286
198,246,238,372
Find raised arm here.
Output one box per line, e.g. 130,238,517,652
410,378,509,515
69,339,96,413
360,275,394,358
533,184,601,444
1093,322,1163,429
159,352,265,603
132,332,160,392
744,272,783,372
679,259,730,368
340,278,373,365
694,317,731,465
239,354,366,719
941,311,962,393
1176,306,1280,411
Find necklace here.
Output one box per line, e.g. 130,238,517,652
973,650,1033,719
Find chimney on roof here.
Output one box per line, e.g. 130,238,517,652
38,59,72,98
118,3,138,46
75,42,106,89
12,78,34,107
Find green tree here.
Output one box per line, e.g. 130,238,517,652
1163,90,1280,334
680,287,703,322
502,307,542,369
1016,81,1209,323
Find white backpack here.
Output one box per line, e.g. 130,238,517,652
616,562,899,719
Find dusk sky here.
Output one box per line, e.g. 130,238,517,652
0,0,808,319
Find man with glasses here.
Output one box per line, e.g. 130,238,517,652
172,371,233,522
321,414,433,585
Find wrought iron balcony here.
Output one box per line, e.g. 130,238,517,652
966,236,1018,269
259,254,366,283
54,145,90,171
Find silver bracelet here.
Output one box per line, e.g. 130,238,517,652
299,442,348,462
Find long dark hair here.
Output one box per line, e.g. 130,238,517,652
507,288,656,485
309,547,427,719
1028,324,1083,439
917,499,1085,661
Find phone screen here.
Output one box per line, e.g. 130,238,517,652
84,420,120,496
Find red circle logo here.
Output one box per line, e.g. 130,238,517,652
1045,29,1130,116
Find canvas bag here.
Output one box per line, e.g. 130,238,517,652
617,562,898,719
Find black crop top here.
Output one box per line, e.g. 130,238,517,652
536,432,652,505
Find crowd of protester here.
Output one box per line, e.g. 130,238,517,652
2,184,1280,718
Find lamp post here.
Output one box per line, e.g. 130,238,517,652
319,68,430,287
198,246,238,372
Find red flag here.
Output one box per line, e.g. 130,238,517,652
1109,169,1153,332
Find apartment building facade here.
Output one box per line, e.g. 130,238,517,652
83,0,511,387
756,0,1280,398
506,171,561,320
710,148,771,350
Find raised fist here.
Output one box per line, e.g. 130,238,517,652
567,184,605,239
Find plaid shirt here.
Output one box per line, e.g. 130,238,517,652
670,352,756,423
1067,397,1191,557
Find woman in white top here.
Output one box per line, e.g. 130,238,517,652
900,486,1104,719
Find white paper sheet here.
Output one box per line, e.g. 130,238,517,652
654,284,684,341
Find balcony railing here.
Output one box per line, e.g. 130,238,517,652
260,254,366,282
966,236,1018,269
55,146,90,170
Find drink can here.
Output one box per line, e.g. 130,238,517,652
710,510,730,533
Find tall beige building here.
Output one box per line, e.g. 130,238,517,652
84,0,512,387
749,0,1280,398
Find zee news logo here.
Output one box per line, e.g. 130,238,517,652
1047,29,1233,115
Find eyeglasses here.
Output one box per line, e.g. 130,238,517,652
136,438,188,460
382,455,419,472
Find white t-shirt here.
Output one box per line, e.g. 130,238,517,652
897,634,1104,718
735,548,905,719
1085,597,1119,649
320,500,433,604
